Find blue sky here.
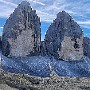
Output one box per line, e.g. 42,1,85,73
0,0,90,40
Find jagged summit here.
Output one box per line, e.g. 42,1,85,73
49,11,83,40
57,11,71,19
17,1,31,10
14,1,32,13
20,1,30,6
56,11,82,35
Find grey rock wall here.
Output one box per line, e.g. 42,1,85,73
2,1,41,57
83,37,90,58
45,11,84,61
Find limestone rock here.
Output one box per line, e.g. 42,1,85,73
45,11,83,60
2,1,41,57
83,37,90,58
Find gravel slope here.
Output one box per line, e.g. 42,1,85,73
1,55,90,77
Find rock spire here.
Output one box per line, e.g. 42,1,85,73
45,11,84,60
2,1,41,57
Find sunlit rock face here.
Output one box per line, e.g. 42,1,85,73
83,37,90,59
45,11,83,61
2,1,41,57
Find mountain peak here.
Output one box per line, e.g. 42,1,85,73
62,10,67,13
20,1,30,6
17,1,31,9
57,11,72,19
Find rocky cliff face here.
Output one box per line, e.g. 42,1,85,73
45,11,83,61
2,1,41,57
83,37,90,58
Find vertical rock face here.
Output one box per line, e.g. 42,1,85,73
2,1,41,57
41,41,47,55
83,37,90,58
0,36,1,49
45,11,83,60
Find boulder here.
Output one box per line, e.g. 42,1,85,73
45,11,83,61
83,37,90,58
2,1,41,57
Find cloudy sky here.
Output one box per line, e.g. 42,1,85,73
0,0,90,40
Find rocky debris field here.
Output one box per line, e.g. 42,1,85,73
0,69,90,90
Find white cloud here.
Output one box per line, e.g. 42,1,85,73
77,20,90,25
0,0,17,18
80,25,90,29
77,20,90,29
0,0,17,7
36,10,55,22
0,27,3,29
27,0,45,6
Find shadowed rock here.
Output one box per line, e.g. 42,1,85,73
83,37,90,58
